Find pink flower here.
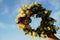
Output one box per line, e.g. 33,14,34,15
17,14,29,24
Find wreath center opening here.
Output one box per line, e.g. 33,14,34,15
29,14,42,30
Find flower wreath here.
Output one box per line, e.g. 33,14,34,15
16,2,59,38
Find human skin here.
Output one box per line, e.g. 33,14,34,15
48,35,59,40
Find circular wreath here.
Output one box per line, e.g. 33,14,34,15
16,2,59,38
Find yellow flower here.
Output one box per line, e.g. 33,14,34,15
23,5,28,10
47,27,50,30
26,10,30,14
15,19,19,23
28,32,31,35
32,31,37,37
16,14,21,18
17,13,26,18
20,8,24,13
28,6,31,9
42,31,44,34
18,24,25,30
44,10,48,14
40,34,45,38
28,3,34,9
20,13,26,17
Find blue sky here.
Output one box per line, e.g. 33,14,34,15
0,0,60,40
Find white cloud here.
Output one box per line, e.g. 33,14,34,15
50,11,60,26
0,22,17,29
0,6,9,16
0,0,20,16
0,22,6,28
51,11,60,19
48,0,60,10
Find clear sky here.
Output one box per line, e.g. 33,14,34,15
0,0,60,40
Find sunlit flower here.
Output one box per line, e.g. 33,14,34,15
28,32,31,35
44,10,48,14
40,34,46,38
32,31,37,37
15,19,19,24
47,27,50,30
20,13,26,17
20,8,24,13
16,2,57,38
23,5,28,10
41,31,44,34
28,3,34,9
17,13,26,18
16,14,21,18
18,24,25,29
17,14,30,24
26,10,30,14
26,10,29,14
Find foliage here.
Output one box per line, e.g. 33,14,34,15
16,2,59,38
